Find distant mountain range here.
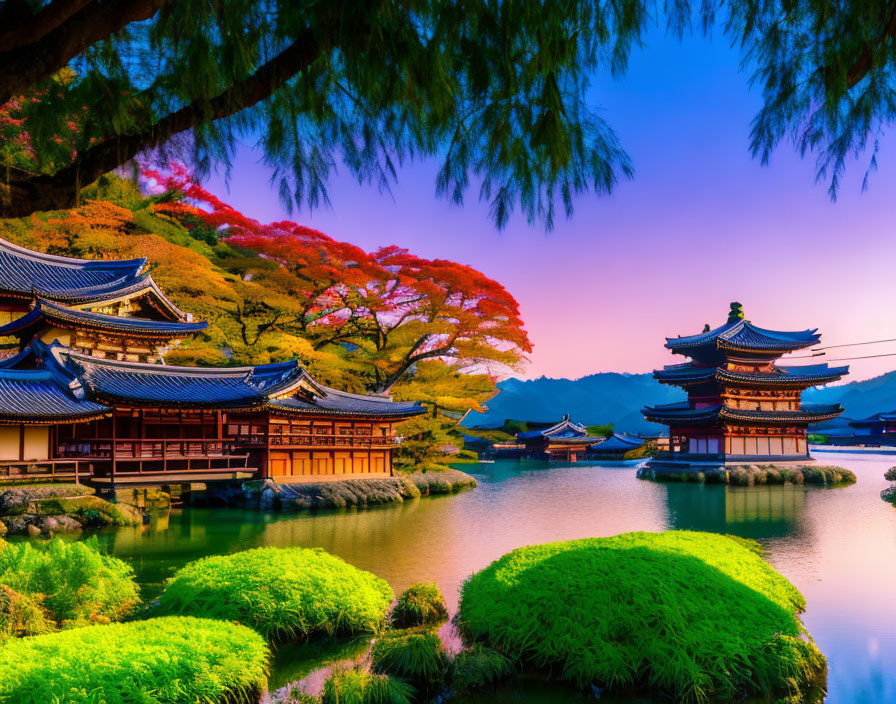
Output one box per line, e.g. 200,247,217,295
462,369,896,434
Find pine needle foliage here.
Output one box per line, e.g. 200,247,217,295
157,546,393,641
390,582,449,629
0,537,140,629
457,531,825,703
0,616,269,704
370,631,451,692
321,667,415,704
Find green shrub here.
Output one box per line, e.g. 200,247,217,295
321,667,415,704
451,644,514,693
0,584,52,638
0,537,139,628
0,616,269,704
457,531,824,703
885,467,896,482
158,546,393,641
370,631,450,691
391,582,449,628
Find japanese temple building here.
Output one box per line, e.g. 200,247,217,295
643,302,847,469
0,238,423,484
516,416,602,461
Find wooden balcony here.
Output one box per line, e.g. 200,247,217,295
57,439,255,479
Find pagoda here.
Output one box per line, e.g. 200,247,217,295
642,302,847,469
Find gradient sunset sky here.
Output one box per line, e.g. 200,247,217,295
204,26,896,383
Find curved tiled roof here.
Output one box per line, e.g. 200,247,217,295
590,433,645,453
0,340,425,419
0,369,108,422
0,238,145,299
642,403,722,425
719,404,843,424
666,319,820,355
58,350,306,407
717,364,848,387
517,417,588,439
0,298,207,339
268,386,424,418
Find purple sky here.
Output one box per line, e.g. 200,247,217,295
204,28,896,383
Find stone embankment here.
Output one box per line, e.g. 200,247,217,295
0,484,169,536
196,469,478,511
638,463,856,486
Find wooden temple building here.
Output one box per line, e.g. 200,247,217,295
0,239,423,485
643,302,847,470
516,416,602,462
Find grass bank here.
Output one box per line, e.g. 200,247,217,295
457,531,824,702
158,546,393,641
0,616,268,704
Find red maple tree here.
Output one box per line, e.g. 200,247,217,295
143,165,531,393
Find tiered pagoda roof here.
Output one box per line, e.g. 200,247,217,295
0,238,188,320
645,303,847,433
0,298,207,341
655,362,848,389
0,341,424,420
665,311,820,363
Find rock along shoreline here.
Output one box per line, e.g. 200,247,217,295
637,463,856,487
196,468,478,511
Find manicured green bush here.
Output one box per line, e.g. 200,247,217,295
391,582,449,628
0,537,139,628
450,644,514,693
158,546,393,640
370,631,450,692
0,616,269,704
321,667,415,704
885,467,896,482
457,531,825,703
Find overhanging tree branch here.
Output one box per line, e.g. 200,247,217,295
0,0,94,53
0,0,169,105
1,32,325,217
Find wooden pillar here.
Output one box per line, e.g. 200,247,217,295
110,409,117,488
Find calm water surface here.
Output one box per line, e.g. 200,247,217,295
93,454,896,703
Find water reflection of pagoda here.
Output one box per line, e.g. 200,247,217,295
643,302,848,471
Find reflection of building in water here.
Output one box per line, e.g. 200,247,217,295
663,483,807,539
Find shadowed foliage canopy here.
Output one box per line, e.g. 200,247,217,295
0,0,644,227
1,1,894,218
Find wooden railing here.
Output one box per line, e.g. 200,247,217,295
57,439,252,476
238,433,402,448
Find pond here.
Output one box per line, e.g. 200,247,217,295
92,453,896,703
